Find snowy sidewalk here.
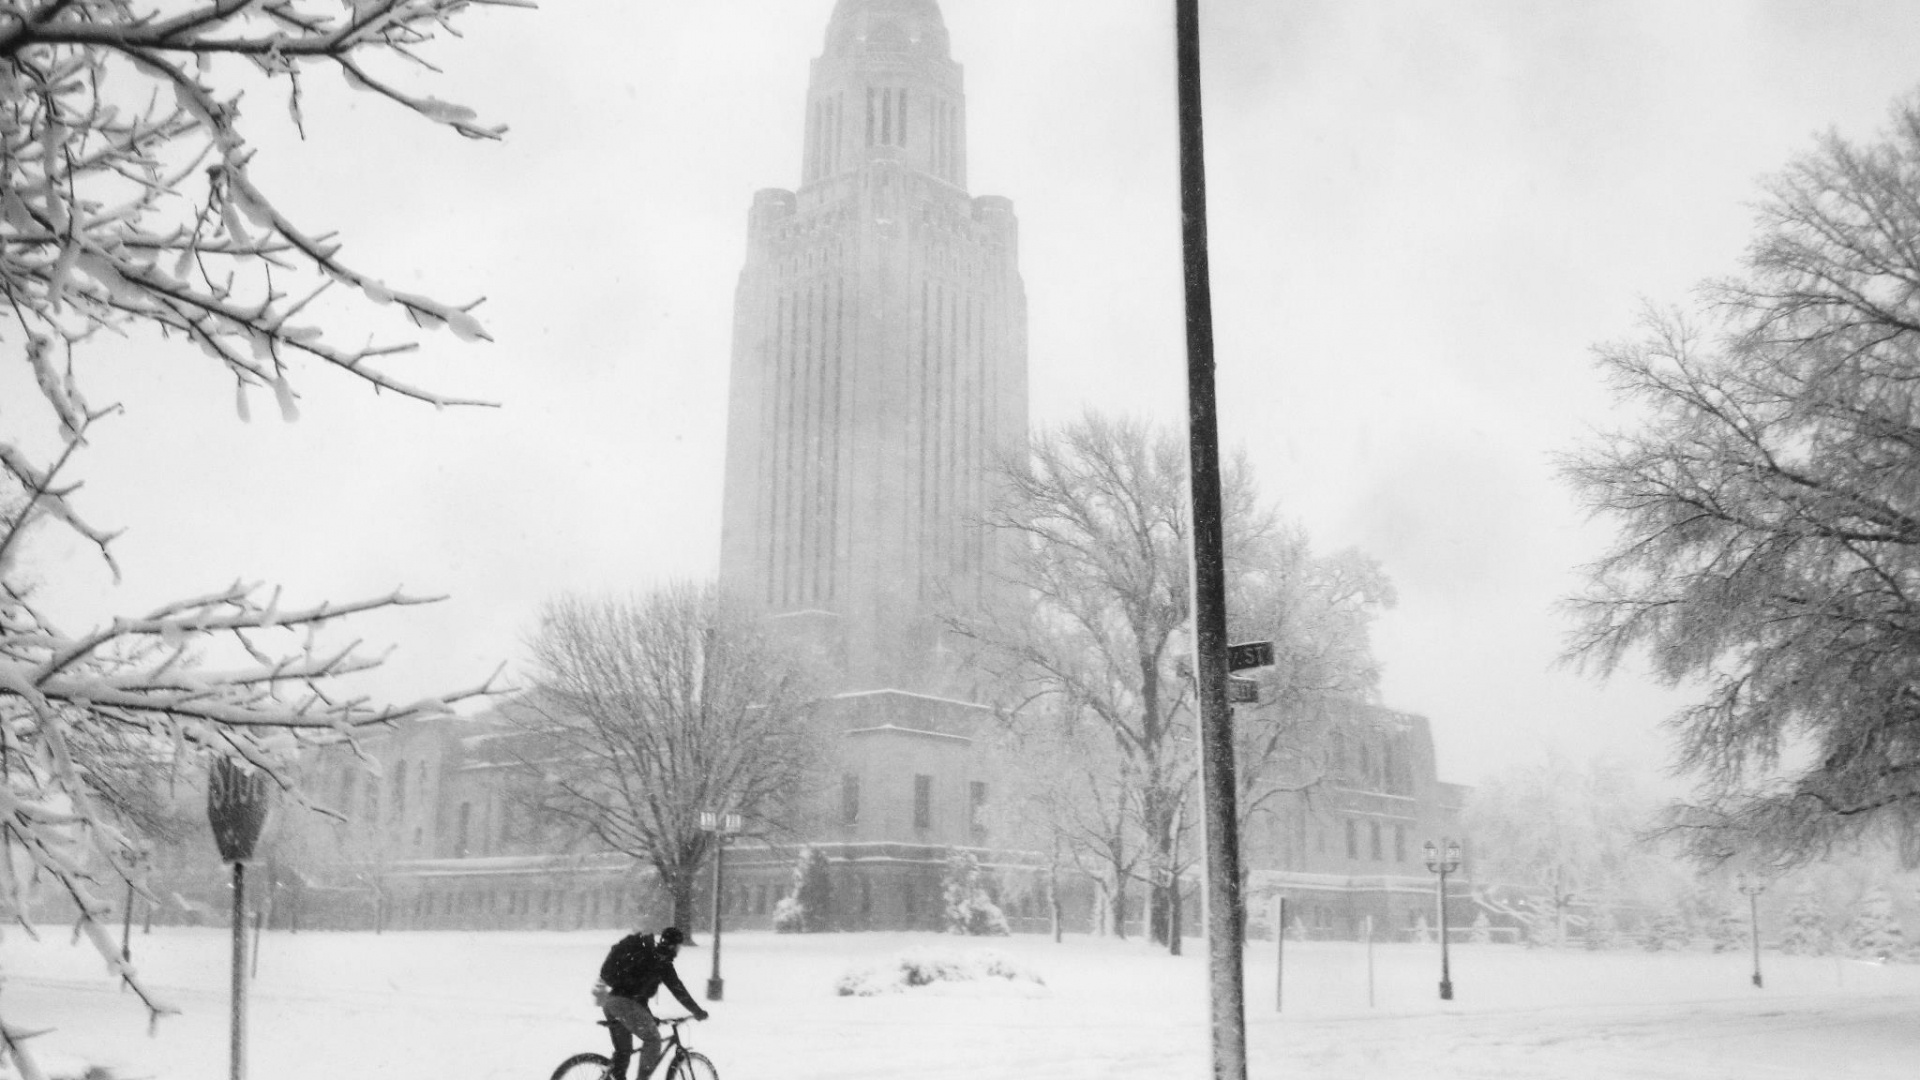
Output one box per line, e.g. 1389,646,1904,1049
4,930,1918,1079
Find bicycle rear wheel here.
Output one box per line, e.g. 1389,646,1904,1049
550,1052,612,1080
668,1050,718,1080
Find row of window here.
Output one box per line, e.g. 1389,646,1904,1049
1330,729,1416,795
1345,818,1408,863
841,773,988,837
799,87,962,185
411,884,643,924
758,278,848,609
335,758,433,828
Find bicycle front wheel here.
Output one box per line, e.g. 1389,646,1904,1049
550,1052,613,1080
668,1050,719,1080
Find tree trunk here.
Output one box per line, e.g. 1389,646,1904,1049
668,869,698,943
1169,877,1183,956
1049,861,1062,943
1145,799,1178,947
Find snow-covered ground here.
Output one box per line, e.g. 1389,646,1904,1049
5,927,1919,1079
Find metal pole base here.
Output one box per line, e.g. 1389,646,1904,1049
706,977,724,1001
1440,981,1453,1001
1752,973,1763,989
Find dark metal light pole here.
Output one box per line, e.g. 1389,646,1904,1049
1423,838,1461,1001
1173,1,1248,1076
1736,873,1766,989
207,758,272,1080
700,810,741,1001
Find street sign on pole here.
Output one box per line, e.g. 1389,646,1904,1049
1228,676,1259,704
1227,641,1273,672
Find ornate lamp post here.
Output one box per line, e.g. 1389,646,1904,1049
1423,838,1462,1000
699,810,741,1001
207,757,272,1080
1735,873,1767,989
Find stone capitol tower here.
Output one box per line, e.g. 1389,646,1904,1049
719,0,1028,697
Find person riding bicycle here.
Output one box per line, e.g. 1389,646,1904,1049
597,925,709,1080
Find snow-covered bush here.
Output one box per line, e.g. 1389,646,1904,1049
771,895,806,934
773,846,833,933
1848,886,1909,961
1581,913,1618,951
835,947,1045,997
1779,888,1831,956
942,849,1009,936
1470,911,1492,945
1708,904,1744,953
1640,912,1689,952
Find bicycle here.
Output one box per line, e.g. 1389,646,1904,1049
550,1014,717,1080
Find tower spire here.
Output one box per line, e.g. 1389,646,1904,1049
720,0,1025,696
803,0,963,188
824,0,950,59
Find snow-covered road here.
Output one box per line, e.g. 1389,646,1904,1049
5,929,1916,1078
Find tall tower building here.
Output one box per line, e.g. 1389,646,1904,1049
719,0,1028,697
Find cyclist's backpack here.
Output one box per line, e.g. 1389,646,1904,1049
599,931,661,993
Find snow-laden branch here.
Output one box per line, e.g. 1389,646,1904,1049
1,1,528,1062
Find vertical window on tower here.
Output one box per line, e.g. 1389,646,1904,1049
866,87,875,146
899,88,908,146
948,103,959,179
881,86,892,145
913,774,932,830
841,773,860,826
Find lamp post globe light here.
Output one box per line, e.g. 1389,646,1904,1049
1423,837,1462,1001
1735,873,1767,989
700,810,742,1001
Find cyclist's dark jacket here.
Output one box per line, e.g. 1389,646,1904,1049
600,933,702,1013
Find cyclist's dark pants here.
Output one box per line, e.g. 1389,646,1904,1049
602,996,662,1080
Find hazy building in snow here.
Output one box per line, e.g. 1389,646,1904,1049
718,0,1027,697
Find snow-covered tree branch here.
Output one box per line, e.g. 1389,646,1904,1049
1,1,526,1068
1565,90,1920,871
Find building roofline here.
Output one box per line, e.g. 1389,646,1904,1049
842,723,971,744
828,688,993,713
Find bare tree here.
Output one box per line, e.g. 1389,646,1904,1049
955,412,1398,949
1,2,521,1063
1564,90,1920,870
976,701,1144,938
1464,753,1681,943
1228,533,1395,876
950,413,1274,947
507,583,828,933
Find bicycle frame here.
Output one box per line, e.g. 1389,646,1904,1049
552,1012,709,1080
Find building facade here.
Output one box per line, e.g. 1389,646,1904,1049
141,0,1481,942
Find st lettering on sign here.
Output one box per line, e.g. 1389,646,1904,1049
1228,640,1274,672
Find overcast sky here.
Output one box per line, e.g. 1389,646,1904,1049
15,0,1920,789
